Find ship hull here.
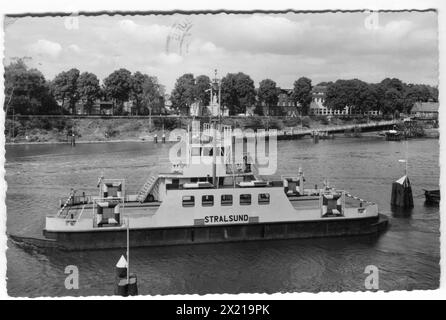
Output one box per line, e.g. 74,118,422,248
9,214,389,251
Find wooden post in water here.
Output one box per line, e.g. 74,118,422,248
390,160,414,208
115,255,128,296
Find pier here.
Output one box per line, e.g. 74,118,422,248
272,119,401,140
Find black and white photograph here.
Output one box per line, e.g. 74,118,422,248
0,1,442,300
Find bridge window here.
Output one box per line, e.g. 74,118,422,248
240,194,251,205
258,193,270,205
191,147,201,156
182,196,195,207
202,195,214,207
221,194,233,206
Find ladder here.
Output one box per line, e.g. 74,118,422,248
136,176,159,203
57,190,75,217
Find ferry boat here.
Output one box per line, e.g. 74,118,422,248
9,123,388,250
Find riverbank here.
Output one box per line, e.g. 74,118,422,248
4,116,437,144
3,116,340,144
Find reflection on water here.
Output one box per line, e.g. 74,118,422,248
5,137,440,296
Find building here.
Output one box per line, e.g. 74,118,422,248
278,89,301,117
97,101,114,115
411,102,439,120
123,100,137,115
71,100,114,115
309,85,382,116
256,88,300,116
189,99,230,117
309,85,350,116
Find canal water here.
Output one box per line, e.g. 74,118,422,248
5,136,440,296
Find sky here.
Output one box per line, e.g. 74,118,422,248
3,11,439,92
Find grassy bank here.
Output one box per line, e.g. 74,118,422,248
3,115,386,144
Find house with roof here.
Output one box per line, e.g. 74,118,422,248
309,85,349,116
411,102,439,120
309,85,382,116
256,88,300,116
278,89,301,117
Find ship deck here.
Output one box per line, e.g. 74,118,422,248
58,196,365,221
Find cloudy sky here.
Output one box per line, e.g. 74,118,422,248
4,11,438,91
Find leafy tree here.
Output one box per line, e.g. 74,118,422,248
292,77,312,115
376,78,405,115
51,68,80,114
171,73,196,114
381,88,403,115
235,73,256,115
221,73,238,114
357,83,379,114
77,72,101,114
324,80,351,111
103,68,132,115
221,72,256,115
142,76,165,115
401,83,438,112
195,75,211,107
4,58,57,115
380,78,404,93
258,79,279,116
428,86,438,102
324,79,376,114
316,81,333,86
130,71,149,115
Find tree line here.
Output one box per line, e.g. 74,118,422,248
4,58,165,116
323,78,438,115
4,58,438,116
170,73,438,116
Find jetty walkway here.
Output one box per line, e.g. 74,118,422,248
274,119,401,139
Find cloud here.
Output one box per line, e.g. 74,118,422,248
28,39,62,58
67,44,81,53
5,12,437,91
156,52,183,65
118,19,170,45
207,15,311,55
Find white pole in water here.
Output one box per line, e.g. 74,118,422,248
126,215,130,284
398,159,407,176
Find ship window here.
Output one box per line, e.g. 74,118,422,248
182,196,195,207
221,194,233,206
258,193,270,205
240,194,251,205
202,195,214,207
202,147,213,156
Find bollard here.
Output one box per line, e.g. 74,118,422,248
114,255,138,296
115,278,129,297
128,274,138,296
115,255,127,278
